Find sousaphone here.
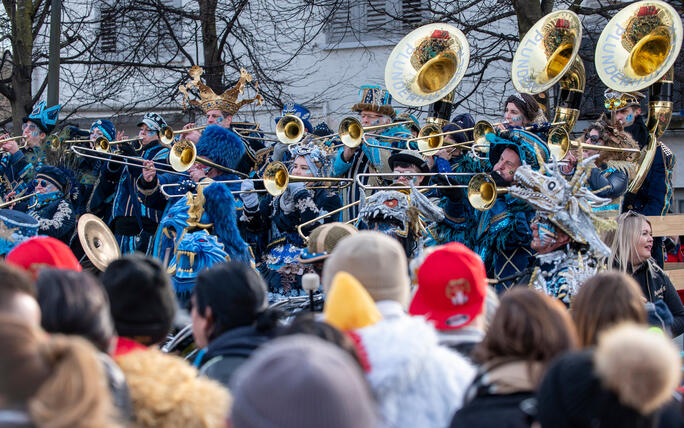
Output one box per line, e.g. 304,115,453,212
511,10,585,160
595,0,681,193
77,214,121,271
385,23,470,107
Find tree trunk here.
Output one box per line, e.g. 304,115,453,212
197,0,223,92
5,0,35,129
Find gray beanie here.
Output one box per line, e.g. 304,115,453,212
322,231,410,307
230,335,379,428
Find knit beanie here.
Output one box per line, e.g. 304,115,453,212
101,254,176,346
230,335,379,428
194,261,267,333
322,231,410,307
536,323,681,428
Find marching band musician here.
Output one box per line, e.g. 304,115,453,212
106,112,170,254
239,143,341,302
498,93,547,131
0,102,62,201
609,91,675,267
25,166,76,243
331,85,412,219
443,130,550,292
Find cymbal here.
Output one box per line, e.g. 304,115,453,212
77,214,121,271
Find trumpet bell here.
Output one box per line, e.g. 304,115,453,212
263,161,290,196
385,23,470,107
467,173,498,211
169,140,197,172
77,214,121,271
275,115,305,145
160,126,175,145
471,121,494,154
512,10,582,94
547,126,570,159
339,117,364,148
417,122,443,152
595,0,682,91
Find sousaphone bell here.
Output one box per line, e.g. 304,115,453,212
77,214,121,271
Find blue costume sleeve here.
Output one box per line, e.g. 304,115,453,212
588,167,628,199
332,147,352,176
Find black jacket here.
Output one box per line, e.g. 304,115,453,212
198,325,271,388
629,259,684,338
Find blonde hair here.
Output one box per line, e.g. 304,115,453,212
0,315,120,428
610,212,651,271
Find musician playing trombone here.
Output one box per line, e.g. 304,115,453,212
330,85,412,219
239,143,341,302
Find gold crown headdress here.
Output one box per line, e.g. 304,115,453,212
178,66,263,116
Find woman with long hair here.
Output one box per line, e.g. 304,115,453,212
450,288,577,427
611,211,684,337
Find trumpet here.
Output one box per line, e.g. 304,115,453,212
275,115,307,145
160,125,207,146
337,117,414,148
0,192,38,209
46,135,91,151
0,136,26,149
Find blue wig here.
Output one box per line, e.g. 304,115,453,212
197,125,245,170
203,181,252,264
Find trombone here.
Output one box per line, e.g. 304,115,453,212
92,136,142,153
159,125,207,146
167,139,249,178
0,192,38,209
355,172,507,211
261,161,353,197
71,146,190,177
547,127,641,160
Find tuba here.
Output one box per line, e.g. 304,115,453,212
595,0,682,194
511,10,585,160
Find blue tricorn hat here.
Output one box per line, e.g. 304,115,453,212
488,129,550,170
274,103,313,133
23,100,61,134
196,125,245,171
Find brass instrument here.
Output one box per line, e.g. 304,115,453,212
354,172,476,191
262,161,353,197
595,0,681,193
160,125,207,145
0,136,27,150
385,23,470,106
511,10,585,159
77,214,121,271
71,146,190,177
0,192,38,209
338,118,413,148
547,127,641,159
93,136,143,153
167,139,249,178
46,135,90,151
275,115,306,145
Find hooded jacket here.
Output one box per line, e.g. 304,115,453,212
355,302,475,428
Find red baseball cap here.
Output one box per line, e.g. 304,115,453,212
6,236,82,279
409,242,486,330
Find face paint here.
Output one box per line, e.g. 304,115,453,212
31,131,39,137
216,116,223,123
370,118,382,126
511,115,523,124
147,131,156,137
537,221,557,248
624,113,634,125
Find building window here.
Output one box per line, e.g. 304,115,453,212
99,7,118,54
326,0,425,47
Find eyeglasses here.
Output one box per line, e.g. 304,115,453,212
33,179,49,188
22,123,38,132
585,134,601,143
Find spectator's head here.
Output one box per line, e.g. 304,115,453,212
192,261,276,349
611,211,653,270
101,254,175,346
0,261,39,325
0,315,117,427
572,272,646,347
6,236,81,279
322,231,410,307
230,335,378,428
537,323,680,428
37,269,115,353
298,222,357,275
473,288,577,377
409,242,487,332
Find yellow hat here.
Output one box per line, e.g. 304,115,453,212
324,271,381,331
